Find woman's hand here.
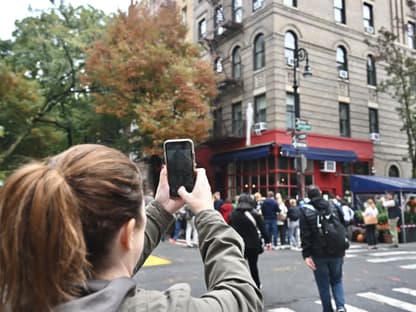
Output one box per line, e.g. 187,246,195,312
154,166,184,214
178,168,213,215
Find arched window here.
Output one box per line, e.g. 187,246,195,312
233,0,243,23
253,34,265,70
388,165,400,177
336,46,348,79
367,55,377,86
284,31,297,66
232,46,242,79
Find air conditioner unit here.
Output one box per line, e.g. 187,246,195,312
339,70,349,79
254,122,267,132
365,26,374,34
320,160,336,173
286,58,295,67
369,132,381,141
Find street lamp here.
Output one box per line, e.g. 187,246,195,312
292,47,312,199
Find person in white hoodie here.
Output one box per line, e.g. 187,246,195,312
0,144,262,312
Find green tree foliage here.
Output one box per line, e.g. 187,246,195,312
84,2,217,157
368,27,416,177
0,2,111,170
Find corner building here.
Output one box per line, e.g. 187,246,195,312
192,0,416,200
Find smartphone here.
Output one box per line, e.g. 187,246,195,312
163,139,195,197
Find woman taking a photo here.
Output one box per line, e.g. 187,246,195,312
0,144,262,312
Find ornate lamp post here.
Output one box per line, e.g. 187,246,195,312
292,47,312,199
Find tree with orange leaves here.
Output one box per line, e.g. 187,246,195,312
84,1,217,157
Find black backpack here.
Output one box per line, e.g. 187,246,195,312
305,203,350,254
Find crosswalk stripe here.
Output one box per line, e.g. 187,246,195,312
267,308,296,312
393,288,416,297
400,264,416,270
315,300,368,312
367,256,416,263
368,251,416,257
346,254,358,258
357,292,416,312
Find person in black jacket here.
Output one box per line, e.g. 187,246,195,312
230,194,271,288
300,185,347,312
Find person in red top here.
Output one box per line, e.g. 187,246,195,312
220,199,234,224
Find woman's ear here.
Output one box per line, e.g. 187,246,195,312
119,218,136,250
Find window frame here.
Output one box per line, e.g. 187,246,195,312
253,34,265,71
284,31,297,66
336,46,348,78
198,18,207,41
369,108,379,133
408,21,416,49
363,3,374,32
254,94,267,123
283,0,297,7
214,5,225,36
339,102,351,137
366,54,377,86
334,0,346,24
232,102,243,136
233,0,243,23
286,92,295,130
232,46,242,79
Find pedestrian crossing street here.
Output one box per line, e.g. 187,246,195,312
268,287,416,312
268,244,416,312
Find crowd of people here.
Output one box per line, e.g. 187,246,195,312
0,143,404,312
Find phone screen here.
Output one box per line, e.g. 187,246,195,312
164,139,195,197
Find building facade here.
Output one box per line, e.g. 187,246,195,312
192,0,416,200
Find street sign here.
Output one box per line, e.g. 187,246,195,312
296,133,307,140
298,124,312,131
293,142,307,149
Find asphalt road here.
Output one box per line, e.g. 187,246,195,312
135,240,416,311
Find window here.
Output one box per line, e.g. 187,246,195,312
369,108,379,133
215,57,223,73
253,34,265,70
367,55,377,86
284,31,297,66
198,18,206,40
363,3,374,33
182,6,187,25
233,0,243,23
232,46,242,79
388,165,400,177
283,0,297,7
339,103,350,137
336,46,348,78
253,0,265,11
334,0,346,24
215,6,224,36
254,94,266,123
286,93,295,130
408,22,416,49
232,102,243,136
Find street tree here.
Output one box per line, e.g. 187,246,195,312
0,2,111,169
84,1,217,157
368,27,416,177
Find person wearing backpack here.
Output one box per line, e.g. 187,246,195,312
300,185,349,312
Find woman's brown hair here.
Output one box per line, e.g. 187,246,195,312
0,144,143,311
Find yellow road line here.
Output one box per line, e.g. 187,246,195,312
143,255,171,267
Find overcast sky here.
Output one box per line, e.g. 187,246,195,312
0,0,132,40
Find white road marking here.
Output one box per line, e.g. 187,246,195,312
315,300,368,312
366,256,416,263
268,309,296,312
393,288,416,297
400,264,416,270
368,251,416,257
357,292,416,312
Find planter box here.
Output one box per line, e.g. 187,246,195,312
399,225,416,243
